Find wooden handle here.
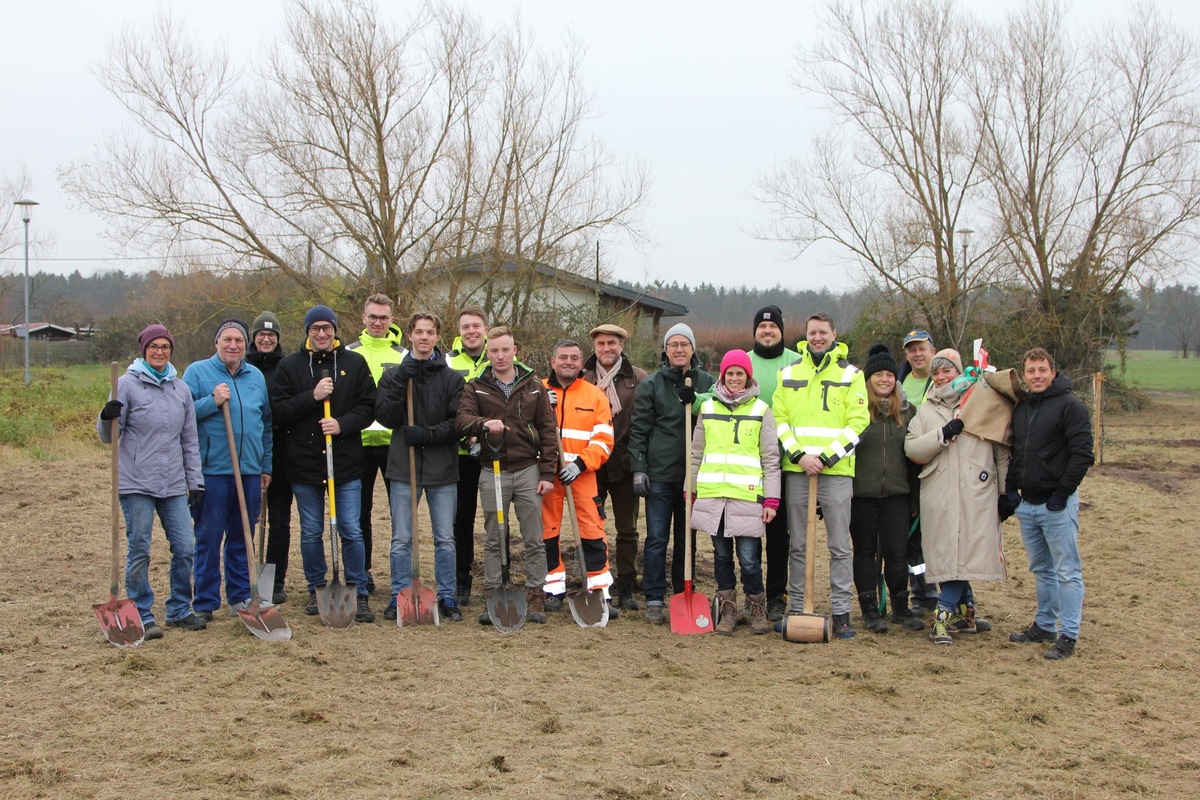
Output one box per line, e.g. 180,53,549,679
109,362,121,595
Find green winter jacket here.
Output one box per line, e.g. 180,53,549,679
346,325,408,447
852,399,919,512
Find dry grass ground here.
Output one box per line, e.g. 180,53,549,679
2,397,1198,799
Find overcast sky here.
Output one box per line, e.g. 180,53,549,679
2,1,1196,292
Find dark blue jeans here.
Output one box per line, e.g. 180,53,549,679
712,532,763,595
643,480,693,603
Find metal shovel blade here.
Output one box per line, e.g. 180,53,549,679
237,601,292,642
567,589,609,628
670,583,713,635
396,582,438,627
92,596,144,648
256,563,276,607
487,586,527,634
317,582,357,628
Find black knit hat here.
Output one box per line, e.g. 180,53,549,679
752,305,785,339
863,343,900,380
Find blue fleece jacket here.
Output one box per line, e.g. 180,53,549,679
182,353,273,476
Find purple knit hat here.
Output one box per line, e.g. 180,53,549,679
137,324,175,357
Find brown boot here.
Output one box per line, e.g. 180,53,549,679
747,592,770,635
714,589,738,636
526,588,546,624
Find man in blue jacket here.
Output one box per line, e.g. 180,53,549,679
183,319,273,621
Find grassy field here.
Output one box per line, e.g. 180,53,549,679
1106,349,1200,393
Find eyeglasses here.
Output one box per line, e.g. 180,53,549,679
255,331,278,339
308,324,335,334
665,342,692,350
145,344,172,353
365,314,392,323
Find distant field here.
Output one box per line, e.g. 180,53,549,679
1106,349,1200,393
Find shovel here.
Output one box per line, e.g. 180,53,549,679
221,404,291,641
317,385,358,628
554,430,608,628
781,473,832,643
255,503,275,606
485,440,526,633
93,361,145,648
396,386,439,627
671,378,712,635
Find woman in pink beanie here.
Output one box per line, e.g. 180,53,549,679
689,350,782,635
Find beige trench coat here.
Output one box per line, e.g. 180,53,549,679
905,386,1010,584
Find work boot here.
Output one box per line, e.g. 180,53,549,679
747,592,770,635
832,613,856,639
166,613,207,631
272,588,288,605
930,608,953,645
356,596,376,623
890,593,925,631
195,609,214,623
438,596,463,622
767,595,787,623
1044,634,1076,660
714,589,738,636
618,578,640,611
142,622,163,641
304,591,319,616
1009,621,1057,643
607,600,620,620
950,603,992,634
478,610,493,625
456,573,472,606
526,588,546,624
544,593,564,612
859,592,889,634
644,602,665,625
384,599,398,621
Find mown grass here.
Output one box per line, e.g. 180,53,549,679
1106,349,1200,393
0,364,111,453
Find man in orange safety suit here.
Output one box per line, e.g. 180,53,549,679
541,338,617,616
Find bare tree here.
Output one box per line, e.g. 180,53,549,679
61,0,646,318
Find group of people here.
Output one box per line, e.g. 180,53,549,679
99,300,1094,659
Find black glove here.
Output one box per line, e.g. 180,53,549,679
941,419,964,440
100,400,123,421
677,384,696,405
188,489,205,512
788,450,803,465
558,461,582,485
402,425,433,446
1046,493,1067,512
998,494,1016,522
632,472,650,497
1006,490,1022,511
395,358,418,382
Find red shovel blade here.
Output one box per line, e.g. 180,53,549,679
93,595,145,648
670,582,713,635
396,582,438,627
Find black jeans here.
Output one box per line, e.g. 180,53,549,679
359,445,391,572
764,478,789,599
264,473,293,591
454,454,482,583
849,494,911,608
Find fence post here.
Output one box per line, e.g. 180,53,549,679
1092,371,1105,466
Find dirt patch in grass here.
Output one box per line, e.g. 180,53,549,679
2,398,1198,799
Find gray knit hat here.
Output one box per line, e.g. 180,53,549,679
663,322,696,351
252,311,282,338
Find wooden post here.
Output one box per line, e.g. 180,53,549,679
1092,371,1105,466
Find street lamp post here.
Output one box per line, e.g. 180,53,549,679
956,227,974,270
13,199,39,386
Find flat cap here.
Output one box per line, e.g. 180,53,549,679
589,323,628,340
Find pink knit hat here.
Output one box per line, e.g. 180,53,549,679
719,350,753,383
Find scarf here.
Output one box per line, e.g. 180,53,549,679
753,339,785,359
142,358,171,384
593,358,624,417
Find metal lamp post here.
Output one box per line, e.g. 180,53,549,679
13,199,39,386
956,227,974,270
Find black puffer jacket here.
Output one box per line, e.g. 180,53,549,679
1006,373,1095,504
247,344,288,480
375,348,464,487
270,341,376,483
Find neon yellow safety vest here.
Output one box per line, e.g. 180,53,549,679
696,397,771,501
772,341,869,477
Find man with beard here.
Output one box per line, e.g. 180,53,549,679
581,323,646,612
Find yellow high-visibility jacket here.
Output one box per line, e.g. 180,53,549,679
772,341,869,477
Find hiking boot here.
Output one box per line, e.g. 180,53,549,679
859,592,888,634
438,597,463,622
891,607,926,632
1044,634,1076,660
747,592,770,635
714,589,738,636
384,599,398,621
143,622,163,641
305,591,319,616
545,593,564,612
767,595,787,623
607,600,619,620
526,588,546,624
356,596,375,623
166,614,207,631
929,609,953,645
272,589,288,605
195,609,214,623
1009,621,1057,643
832,613,856,639
228,599,251,618
456,573,472,607
618,578,640,611
365,571,376,594
950,604,992,634
645,602,665,625
478,610,493,625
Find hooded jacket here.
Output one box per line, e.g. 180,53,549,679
628,350,716,485
247,343,289,480
270,337,376,483
772,341,869,477
1006,372,1094,504
375,347,464,487
98,360,203,497
581,352,646,480
455,363,558,478
852,396,919,509
182,353,273,476
346,324,409,447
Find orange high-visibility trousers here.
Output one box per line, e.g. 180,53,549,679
542,470,612,595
